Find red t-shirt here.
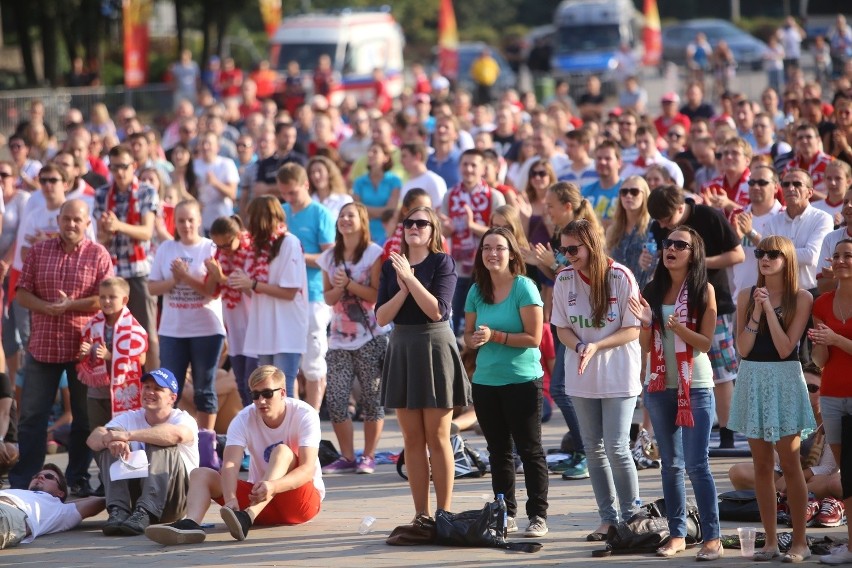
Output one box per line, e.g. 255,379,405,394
813,291,852,397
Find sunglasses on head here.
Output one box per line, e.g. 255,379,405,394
558,244,584,256
662,238,692,251
747,179,771,187
250,387,283,400
530,170,549,178
806,383,820,394
619,187,641,197
33,471,59,482
403,218,431,229
754,248,783,260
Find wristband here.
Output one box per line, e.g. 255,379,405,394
640,321,652,329
744,325,758,334
575,342,586,353
750,316,760,325
251,279,258,291
502,332,509,345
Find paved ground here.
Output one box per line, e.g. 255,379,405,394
4,414,847,567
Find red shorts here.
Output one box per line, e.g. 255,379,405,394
216,479,321,526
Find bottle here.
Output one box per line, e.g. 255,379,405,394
358,515,376,535
644,237,658,257
634,498,643,514
496,493,507,539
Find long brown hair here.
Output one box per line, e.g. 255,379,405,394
524,159,555,203
605,175,650,252
246,196,287,260
400,206,444,257
333,202,370,265
562,219,610,326
472,227,527,304
746,235,798,333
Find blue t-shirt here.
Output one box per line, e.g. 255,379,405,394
283,201,335,303
464,276,544,386
426,148,461,189
582,178,622,222
352,171,402,245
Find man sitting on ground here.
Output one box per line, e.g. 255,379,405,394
145,365,324,544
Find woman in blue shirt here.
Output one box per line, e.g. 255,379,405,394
352,142,401,245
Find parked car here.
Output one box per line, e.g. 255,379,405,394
662,19,770,71
437,42,517,95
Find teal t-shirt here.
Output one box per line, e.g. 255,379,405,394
464,275,544,386
283,201,336,303
644,304,714,389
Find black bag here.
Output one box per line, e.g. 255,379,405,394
599,498,701,556
397,434,487,480
318,439,341,468
718,490,761,522
386,514,436,546
434,502,542,553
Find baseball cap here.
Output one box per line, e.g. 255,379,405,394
661,92,680,104
142,368,179,394
432,76,450,92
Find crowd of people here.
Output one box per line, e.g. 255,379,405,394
0,28,851,562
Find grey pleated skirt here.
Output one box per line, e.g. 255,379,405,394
380,321,472,409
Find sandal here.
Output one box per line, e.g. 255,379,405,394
585,531,608,542
753,548,780,561
696,541,724,561
656,544,686,557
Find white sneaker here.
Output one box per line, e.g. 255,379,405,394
821,547,852,564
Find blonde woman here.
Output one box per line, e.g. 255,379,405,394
606,175,655,289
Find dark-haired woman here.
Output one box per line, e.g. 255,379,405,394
629,226,722,560
317,202,388,475
376,206,470,518
464,227,549,538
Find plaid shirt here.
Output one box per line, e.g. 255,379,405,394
18,237,114,363
94,182,159,278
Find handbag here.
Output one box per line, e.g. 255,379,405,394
386,514,436,546
342,261,384,370
435,502,542,552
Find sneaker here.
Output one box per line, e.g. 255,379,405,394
777,493,791,527
817,497,847,527
547,455,577,474
102,506,130,536
718,427,735,449
93,483,105,498
524,516,548,537
120,506,153,535
220,506,252,541
506,516,518,533
806,495,821,527
69,480,92,498
145,519,207,545
632,429,660,470
356,455,376,474
321,456,357,474
821,546,852,564
561,454,590,480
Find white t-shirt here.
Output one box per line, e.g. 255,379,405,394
0,489,81,544
818,226,852,284
812,198,844,222
732,201,783,300
105,407,199,474
193,157,240,231
225,398,325,499
0,190,29,259
312,192,353,222
316,243,390,350
243,233,309,356
149,238,226,338
551,261,642,398
402,170,448,208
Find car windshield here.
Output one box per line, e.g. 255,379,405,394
556,24,621,53
701,25,747,42
275,43,337,72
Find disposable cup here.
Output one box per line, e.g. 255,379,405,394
737,526,757,557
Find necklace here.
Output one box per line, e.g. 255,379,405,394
836,296,850,324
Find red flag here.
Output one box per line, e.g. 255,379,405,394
642,0,661,67
259,0,282,39
438,0,459,80
123,0,152,87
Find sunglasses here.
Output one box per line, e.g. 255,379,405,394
754,248,783,260
236,143,252,149
619,187,641,197
403,219,431,229
39,177,62,184
530,170,549,178
781,180,806,189
0,172,13,178
662,238,693,251
747,179,771,187
559,244,584,256
250,387,283,400
33,471,59,482
109,163,133,171
667,132,683,139
806,383,820,394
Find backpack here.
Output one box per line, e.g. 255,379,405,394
397,434,488,480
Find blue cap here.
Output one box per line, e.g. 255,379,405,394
142,368,179,394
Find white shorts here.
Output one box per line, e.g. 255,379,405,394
301,302,331,381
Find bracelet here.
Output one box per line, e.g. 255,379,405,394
502,332,509,345
750,316,760,325
744,325,758,334
251,279,258,291
640,321,652,330
575,342,586,353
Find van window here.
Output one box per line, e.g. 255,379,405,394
275,43,338,72
556,24,621,53
349,39,390,75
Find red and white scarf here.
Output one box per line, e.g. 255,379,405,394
214,230,253,309
647,280,696,427
247,223,287,284
78,307,149,416
106,181,147,269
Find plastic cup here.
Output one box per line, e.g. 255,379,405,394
737,526,757,557
358,516,376,535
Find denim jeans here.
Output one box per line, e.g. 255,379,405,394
258,353,302,396
472,379,549,520
159,334,225,414
451,276,473,333
230,355,259,407
9,355,90,489
571,395,640,525
550,338,584,454
644,387,720,540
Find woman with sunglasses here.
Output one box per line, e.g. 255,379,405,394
810,239,852,564
463,226,549,537
317,202,389,475
606,175,655,290
551,219,642,541
729,235,815,563
206,215,256,406
629,227,723,560
519,159,556,246
376,206,470,519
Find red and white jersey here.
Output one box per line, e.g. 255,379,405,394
783,151,834,193
702,168,751,209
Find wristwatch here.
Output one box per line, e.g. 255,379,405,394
747,229,758,241
550,260,560,272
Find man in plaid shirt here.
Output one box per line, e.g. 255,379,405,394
8,200,113,496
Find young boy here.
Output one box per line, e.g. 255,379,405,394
79,277,148,428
